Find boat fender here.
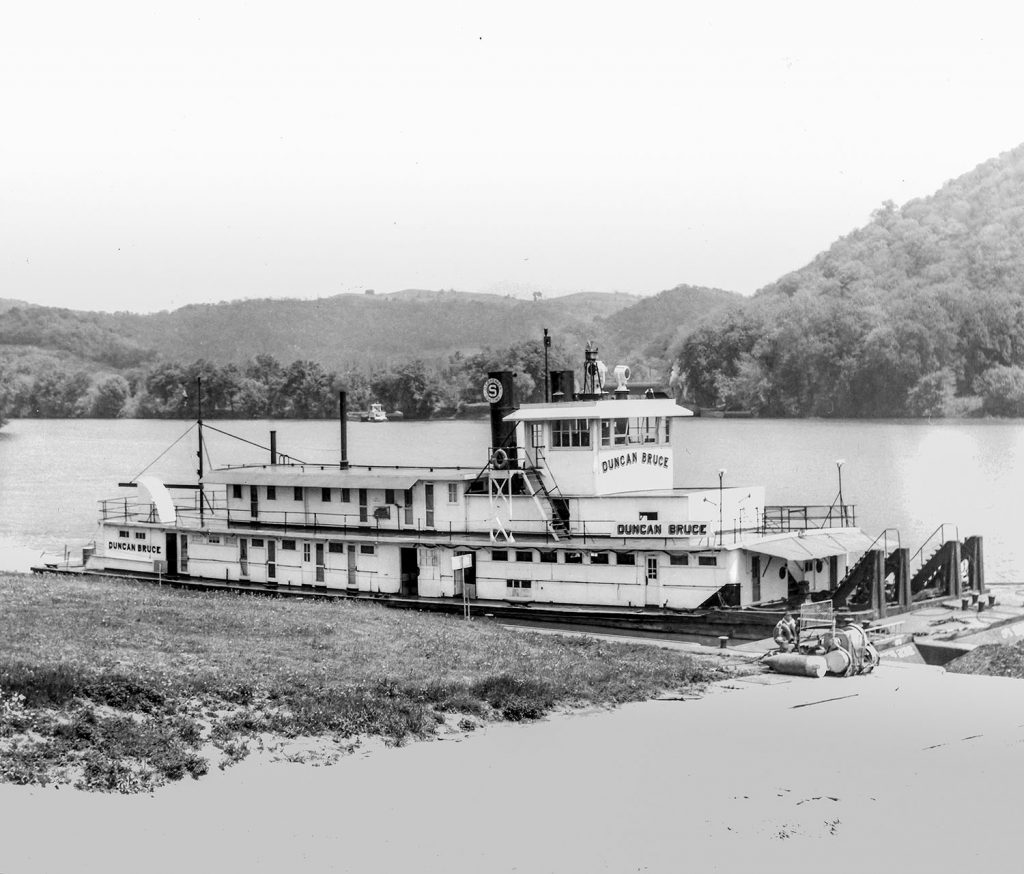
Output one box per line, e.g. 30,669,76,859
764,654,827,678
491,448,509,469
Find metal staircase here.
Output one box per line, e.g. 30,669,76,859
520,467,570,540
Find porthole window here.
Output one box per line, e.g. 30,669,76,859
815,559,824,573
779,564,787,579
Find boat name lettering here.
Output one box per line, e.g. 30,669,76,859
616,523,708,536
601,451,669,473
107,540,162,555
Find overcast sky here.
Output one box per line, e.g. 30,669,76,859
3,1,1023,313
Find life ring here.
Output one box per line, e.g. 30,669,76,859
491,448,509,469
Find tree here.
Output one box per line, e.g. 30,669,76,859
86,375,130,417
975,366,1024,416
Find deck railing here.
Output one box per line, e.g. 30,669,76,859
761,504,857,531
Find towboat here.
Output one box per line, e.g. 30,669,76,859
359,403,388,422
38,343,986,640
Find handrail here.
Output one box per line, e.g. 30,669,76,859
865,527,901,555
910,522,959,568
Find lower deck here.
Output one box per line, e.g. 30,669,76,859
92,521,853,612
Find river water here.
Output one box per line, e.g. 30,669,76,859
1,417,1021,581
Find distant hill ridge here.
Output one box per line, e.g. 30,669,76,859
0,285,735,374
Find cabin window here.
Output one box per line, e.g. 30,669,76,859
565,551,583,564
341,488,350,503
515,550,534,563
589,552,609,565
552,418,590,448
360,544,375,555
615,552,636,565
232,484,242,499
385,489,396,505
117,529,129,538
208,535,220,544
267,486,276,500
530,423,545,448
698,555,718,567
282,539,296,550
425,483,435,528
639,511,658,522
373,506,391,520
322,488,331,502
328,541,345,553
359,488,368,523
134,531,146,540
670,554,689,566
539,551,557,563
448,483,459,503
303,543,311,562
492,549,508,561
506,579,532,590
251,538,265,547
404,489,413,525
294,487,303,501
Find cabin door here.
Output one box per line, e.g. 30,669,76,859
165,533,178,577
250,486,259,520
347,544,358,589
267,540,277,582
179,534,189,575
239,538,248,578
315,543,325,584
751,555,761,603
644,555,661,606
400,547,419,595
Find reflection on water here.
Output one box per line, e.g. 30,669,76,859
1,417,1021,580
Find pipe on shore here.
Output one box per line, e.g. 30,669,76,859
764,653,827,678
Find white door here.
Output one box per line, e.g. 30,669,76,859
645,555,661,606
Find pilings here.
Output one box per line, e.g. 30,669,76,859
963,536,985,594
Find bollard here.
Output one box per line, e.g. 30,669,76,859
978,600,986,613
971,591,980,605
718,635,729,649
988,593,997,607
961,597,970,611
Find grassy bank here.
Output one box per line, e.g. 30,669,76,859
0,572,740,793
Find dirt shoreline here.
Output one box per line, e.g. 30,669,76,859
2,661,1022,872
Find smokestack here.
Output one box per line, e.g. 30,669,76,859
270,430,277,464
486,370,517,465
551,369,575,402
339,391,349,469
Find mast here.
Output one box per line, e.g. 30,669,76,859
543,328,550,402
196,375,204,527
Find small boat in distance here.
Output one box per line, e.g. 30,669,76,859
359,403,388,422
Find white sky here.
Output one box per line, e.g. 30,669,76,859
2,1,1023,313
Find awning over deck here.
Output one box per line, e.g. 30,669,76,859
746,530,875,562
206,467,477,489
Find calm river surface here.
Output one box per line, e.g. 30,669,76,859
1,417,1022,581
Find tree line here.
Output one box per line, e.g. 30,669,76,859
0,340,574,421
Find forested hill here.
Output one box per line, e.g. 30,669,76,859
676,143,1024,417
105,289,645,370
0,285,735,420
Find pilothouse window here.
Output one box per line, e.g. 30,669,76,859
600,417,667,446
552,419,590,448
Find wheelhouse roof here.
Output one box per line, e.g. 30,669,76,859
504,398,693,423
